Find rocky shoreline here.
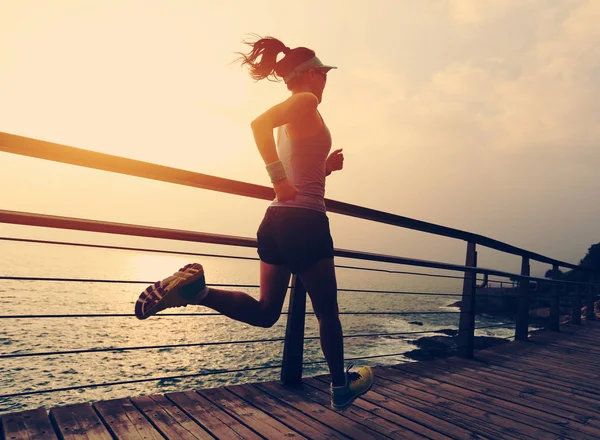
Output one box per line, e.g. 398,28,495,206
403,330,510,361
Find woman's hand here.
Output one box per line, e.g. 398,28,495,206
326,148,344,175
273,179,299,202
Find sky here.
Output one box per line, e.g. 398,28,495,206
1,0,599,277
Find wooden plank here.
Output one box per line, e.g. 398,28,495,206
429,357,600,412
364,371,530,440
536,341,600,357
531,347,600,366
401,359,589,422
271,379,423,439
301,378,440,440
476,347,600,385
476,351,600,395
540,333,600,345
307,376,456,439
406,347,600,384
226,383,349,440
424,354,598,395
254,382,390,440
132,394,213,440
93,398,163,440
478,338,600,369
1,408,58,440
166,390,262,439
534,329,600,344
375,366,582,439
392,362,600,437
479,352,600,389
518,346,600,369
381,365,587,436
493,341,600,370
49,403,112,440
539,322,600,336
490,336,600,363
430,351,600,399
199,387,307,439
311,373,488,439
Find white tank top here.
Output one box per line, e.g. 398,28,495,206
270,112,332,213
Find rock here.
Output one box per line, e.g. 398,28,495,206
403,334,509,361
435,329,458,336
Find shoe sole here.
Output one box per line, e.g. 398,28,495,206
135,263,205,320
330,379,374,411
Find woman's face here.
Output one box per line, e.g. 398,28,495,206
308,69,328,102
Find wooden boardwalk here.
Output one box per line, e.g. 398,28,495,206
2,321,600,439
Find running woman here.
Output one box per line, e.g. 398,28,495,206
135,36,374,410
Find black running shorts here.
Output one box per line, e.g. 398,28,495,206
257,207,334,274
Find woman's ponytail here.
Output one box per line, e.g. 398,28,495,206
236,35,289,81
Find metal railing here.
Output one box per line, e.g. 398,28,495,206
1,131,599,403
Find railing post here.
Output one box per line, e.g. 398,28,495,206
281,274,306,386
515,257,530,341
458,241,477,358
595,276,600,318
585,283,595,321
595,277,600,318
549,264,561,331
572,284,583,325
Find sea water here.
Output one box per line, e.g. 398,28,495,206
0,240,514,413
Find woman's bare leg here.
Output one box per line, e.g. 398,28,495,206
197,261,291,328
298,258,346,386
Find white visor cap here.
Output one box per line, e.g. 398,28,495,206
283,56,337,83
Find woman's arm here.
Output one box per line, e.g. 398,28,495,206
250,92,318,164
251,93,318,201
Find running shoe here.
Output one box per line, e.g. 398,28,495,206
330,365,374,410
135,263,208,320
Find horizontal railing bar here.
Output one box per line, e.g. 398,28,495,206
0,238,484,282
0,338,286,359
0,237,477,280
0,313,217,318
0,276,462,296
336,264,467,280
0,329,461,359
0,209,257,248
339,288,463,297
335,245,583,283
0,311,460,319
0,131,585,270
0,364,283,399
8,275,561,296
2,210,597,285
0,277,261,287
0,236,260,261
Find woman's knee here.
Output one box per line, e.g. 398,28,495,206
314,305,340,324
256,304,281,328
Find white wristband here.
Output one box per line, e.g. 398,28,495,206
266,160,287,183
